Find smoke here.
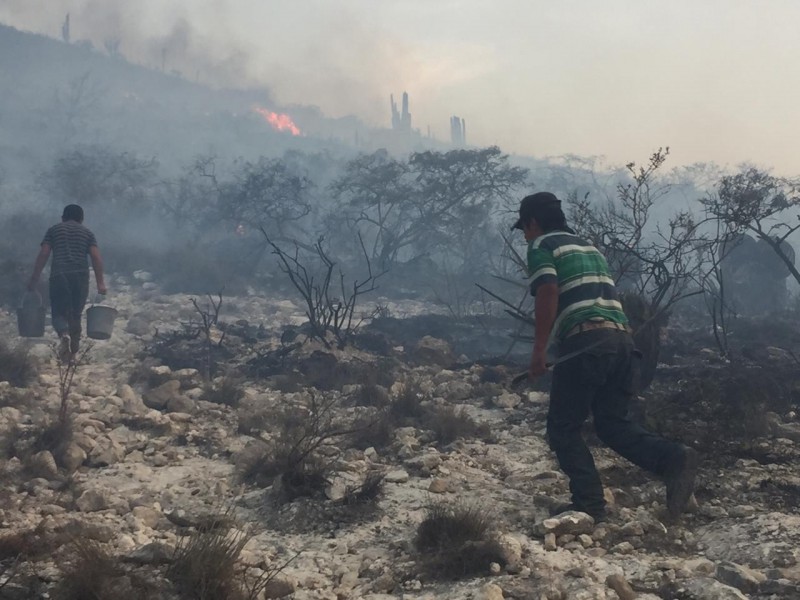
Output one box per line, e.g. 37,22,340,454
0,0,494,128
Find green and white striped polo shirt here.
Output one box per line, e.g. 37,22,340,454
527,230,628,340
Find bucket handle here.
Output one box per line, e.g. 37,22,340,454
91,291,109,306
19,290,43,308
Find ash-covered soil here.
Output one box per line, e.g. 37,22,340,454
0,273,799,599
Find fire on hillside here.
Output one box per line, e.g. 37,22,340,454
252,106,302,136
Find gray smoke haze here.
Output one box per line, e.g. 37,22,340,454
0,0,479,127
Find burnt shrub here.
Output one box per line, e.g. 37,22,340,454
0,341,38,387
414,502,505,580
340,471,385,506
389,379,429,425
204,375,245,407
235,392,352,502
350,383,391,408
348,411,395,451
128,360,173,389
54,538,160,600
424,405,487,446
167,519,248,600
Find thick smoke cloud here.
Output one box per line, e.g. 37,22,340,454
0,0,493,129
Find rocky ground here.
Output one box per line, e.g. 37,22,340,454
0,271,799,599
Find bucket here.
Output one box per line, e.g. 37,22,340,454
17,292,46,338
86,304,118,340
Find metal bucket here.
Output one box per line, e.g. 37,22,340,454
86,305,118,340
17,292,45,338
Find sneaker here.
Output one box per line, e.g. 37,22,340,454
549,502,607,523
665,446,699,518
57,334,71,361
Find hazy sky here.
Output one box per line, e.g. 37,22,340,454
3,0,800,173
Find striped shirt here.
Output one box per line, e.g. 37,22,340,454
527,230,627,340
42,221,97,276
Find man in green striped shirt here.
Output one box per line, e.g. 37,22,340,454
514,192,697,521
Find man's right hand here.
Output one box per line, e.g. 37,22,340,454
26,279,37,292
97,283,107,295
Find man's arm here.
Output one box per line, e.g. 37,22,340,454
89,246,107,294
530,282,558,378
27,244,51,291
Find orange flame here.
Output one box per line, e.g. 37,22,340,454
253,106,301,136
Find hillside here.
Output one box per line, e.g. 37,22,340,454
0,23,443,181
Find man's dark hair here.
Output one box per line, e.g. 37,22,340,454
62,204,84,223
513,192,574,233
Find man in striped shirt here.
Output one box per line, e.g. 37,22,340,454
27,204,107,359
514,192,696,521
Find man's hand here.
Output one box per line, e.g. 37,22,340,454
26,278,37,292
97,282,107,295
528,347,549,379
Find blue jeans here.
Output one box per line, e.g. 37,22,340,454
49,271,89,351
547,329,680,515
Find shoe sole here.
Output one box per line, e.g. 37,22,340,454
667,448,698,518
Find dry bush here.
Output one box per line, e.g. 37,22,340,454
128,360,173,389
340,471,385,506
0,520,69,561
424,405,486,446
350,383,391,408
236,393,356,501
348,411,395,451
0,423,19,460
478,366,506,384
414,502,506,580
389,380,429,425
234,442,278,488
0,385,34,410
31,418,73,458
204,375,245,407
0,342,37,387
168,523,248,600
167,514,291,600
54,538,159,600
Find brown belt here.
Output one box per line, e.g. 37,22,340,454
564,320,630,338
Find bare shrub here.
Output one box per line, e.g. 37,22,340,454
0,342,37,387
128,360,172,389
264,234,384,349
341,471,385,506
348,411,394,451
204,375,245,407
0,386,34,410
389,380,429,425
31,417,73,457
414,503,505,580
350,383,390,408
54,538,158,600
424,406,487,446
168,522,248,600
0,520,70,561
236,393,359,501
167,511,293,600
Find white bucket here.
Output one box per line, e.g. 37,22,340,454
86,305,118,340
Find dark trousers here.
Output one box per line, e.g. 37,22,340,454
49,271,89,351
547,329,680,515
